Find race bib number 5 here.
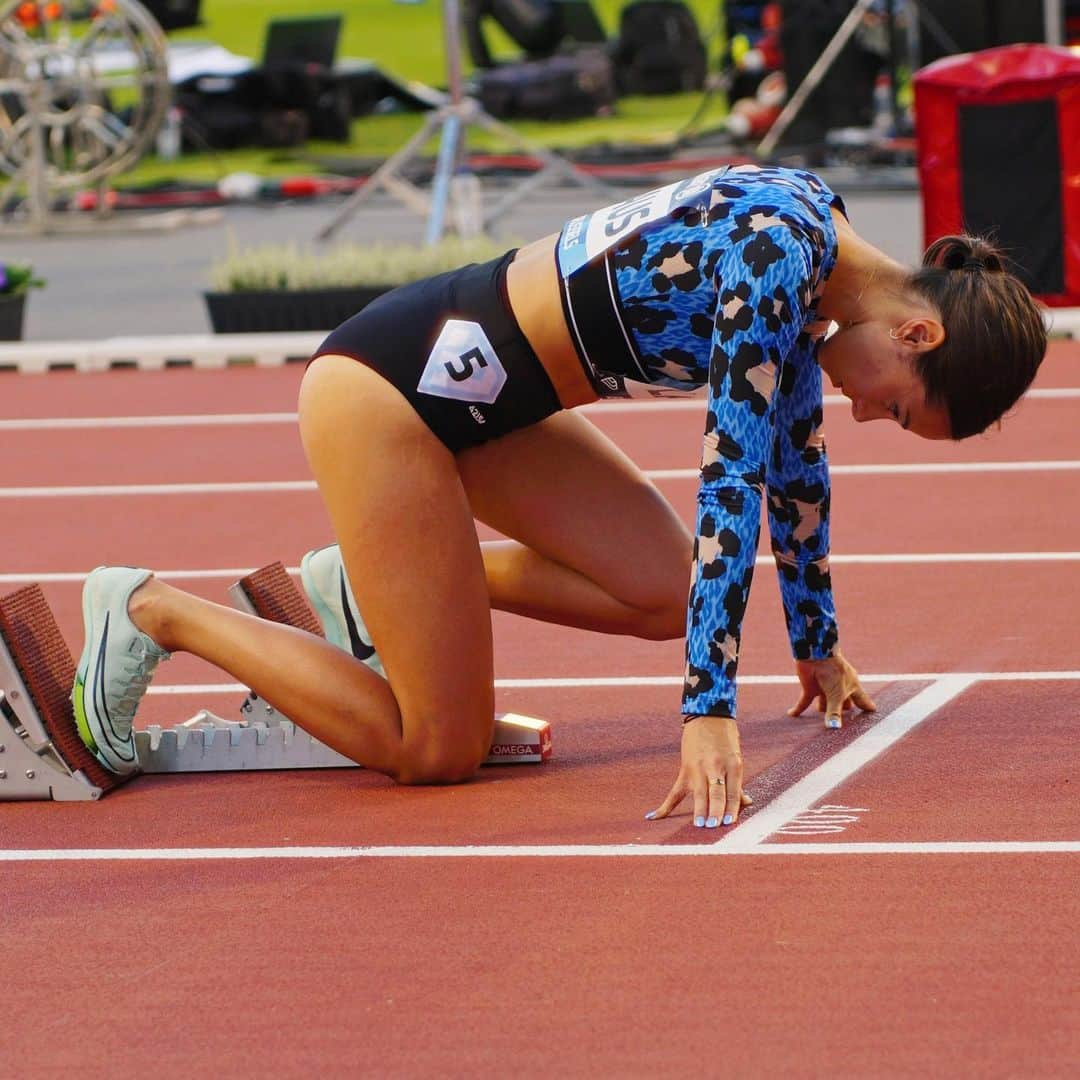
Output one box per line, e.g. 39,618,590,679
417,319,507,404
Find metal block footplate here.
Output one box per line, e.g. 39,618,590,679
136,707,552,772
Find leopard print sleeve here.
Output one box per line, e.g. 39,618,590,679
682,195,837,719
767,335,839,663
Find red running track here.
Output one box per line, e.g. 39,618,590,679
1,342,1078,1076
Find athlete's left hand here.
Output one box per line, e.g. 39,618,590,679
789,649,877,729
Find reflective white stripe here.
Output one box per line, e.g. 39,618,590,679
0,841,1075,861
0,387,1072,430
137,671,1080,697
3,552,1077,584
3,460,1077,497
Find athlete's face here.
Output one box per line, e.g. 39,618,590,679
818,319,952,441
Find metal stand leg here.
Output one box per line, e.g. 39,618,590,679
317,0,608,245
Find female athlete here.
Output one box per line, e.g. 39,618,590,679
71,165,1047,829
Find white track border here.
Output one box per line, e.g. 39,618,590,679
0,388,1075,429
2,672,1078,863
3,461,1080,499
1,842,1077,862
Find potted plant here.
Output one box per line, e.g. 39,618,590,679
204,237,512,334
0,260,45,340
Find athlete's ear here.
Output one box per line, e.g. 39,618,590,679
891,317,945,353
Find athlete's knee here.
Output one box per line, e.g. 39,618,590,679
631,544,692,640
635,596,688,640
394,718,490,785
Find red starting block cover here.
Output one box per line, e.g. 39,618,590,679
915,44,1080,305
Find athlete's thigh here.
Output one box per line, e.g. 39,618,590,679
299,355,494,736
457,409,692,610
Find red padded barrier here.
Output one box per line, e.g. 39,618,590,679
915,44,1080,305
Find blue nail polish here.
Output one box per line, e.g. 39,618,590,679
644,811,656,820
705,816,718,828
826,717,842,730
694,815,705,828
722,814,734,826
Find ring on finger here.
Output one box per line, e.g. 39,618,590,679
710,777,726,785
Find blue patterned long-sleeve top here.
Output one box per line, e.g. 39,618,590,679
556,165,844,718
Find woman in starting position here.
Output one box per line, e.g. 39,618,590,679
71,165,1046,827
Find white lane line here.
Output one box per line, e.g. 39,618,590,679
0,481,316,498
2,388,1075,430
142,671,1080,697
0,840,1075,862
3,460,1078,497
584,387,1079,410
826,552,1080,564
0,413,298,431
0,568,271,584
4,551,1078,585
713,676,977,852
647,461,1080,481
745,841,1080,855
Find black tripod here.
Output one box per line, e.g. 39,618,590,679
316,0,607,244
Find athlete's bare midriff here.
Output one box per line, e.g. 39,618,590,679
505,233,599,410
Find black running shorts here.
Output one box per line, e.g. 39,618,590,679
311,251,563,452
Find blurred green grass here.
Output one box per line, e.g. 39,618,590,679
122,0,730,187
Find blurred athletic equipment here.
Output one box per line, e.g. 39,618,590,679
462,0,606,69
613,1,707,95
916,42,1080,305
0,567,553,803
142,0,200,32
174,16,352,150
0,0,171,232
467,0,614,121
317,0,606,245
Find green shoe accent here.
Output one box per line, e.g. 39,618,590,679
72,673,103,759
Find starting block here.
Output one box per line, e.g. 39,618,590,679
0,563,551,802
188,562,552,768
0,585,122,800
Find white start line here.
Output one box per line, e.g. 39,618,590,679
2,674,1077,863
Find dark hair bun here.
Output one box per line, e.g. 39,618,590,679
909,232,1047,439
923,234,1005,274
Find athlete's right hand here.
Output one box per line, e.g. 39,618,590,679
645,715,750,829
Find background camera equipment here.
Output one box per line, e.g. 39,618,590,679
467,0,613,121
173,15,352,149
612,0,707,95
262,15,342,69
463,0,606,69
476,48,616,119
317,0,607,245
141,0,201,32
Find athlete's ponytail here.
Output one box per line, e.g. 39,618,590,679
907,234,1046,439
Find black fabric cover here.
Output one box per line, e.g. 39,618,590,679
958,98,1064,295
